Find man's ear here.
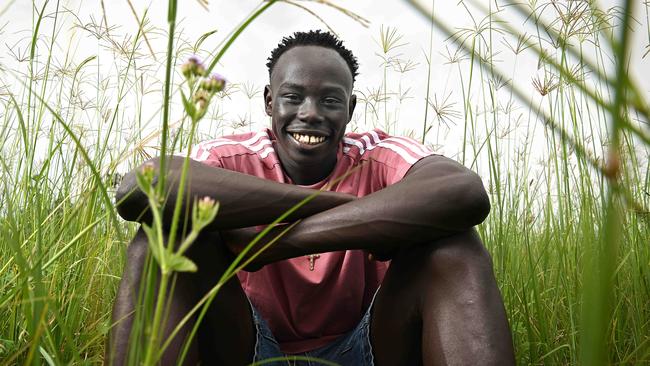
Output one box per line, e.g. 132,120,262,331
347,94,357,124
264,85,273,116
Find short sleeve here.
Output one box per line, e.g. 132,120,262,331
354,130,436,186
176,130,279,175
383,135,436,185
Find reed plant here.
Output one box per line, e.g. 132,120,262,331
408,0,650,364
0,0,648,365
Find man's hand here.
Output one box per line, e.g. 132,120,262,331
367,248,398,262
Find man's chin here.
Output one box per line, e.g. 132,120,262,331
284,148,337,169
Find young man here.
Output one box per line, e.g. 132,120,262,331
109,30,515,365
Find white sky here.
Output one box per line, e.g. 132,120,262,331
2,0,649,179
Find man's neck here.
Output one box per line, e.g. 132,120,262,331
281,156,337,186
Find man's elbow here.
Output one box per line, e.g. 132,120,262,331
114,157,162,222
461,172,491,226
114,172,140,221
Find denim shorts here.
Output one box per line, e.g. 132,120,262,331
249,293,377,366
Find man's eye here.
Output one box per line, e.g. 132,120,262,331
283,94,300,101
323,97,341,105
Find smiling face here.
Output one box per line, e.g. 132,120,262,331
264,45,357,185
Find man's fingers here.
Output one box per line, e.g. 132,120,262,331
367,251,393,262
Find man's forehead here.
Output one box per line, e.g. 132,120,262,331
271,46,353,89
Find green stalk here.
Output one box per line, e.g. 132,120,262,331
156,0,179,198
167,0,279,257
166,113,199,259
142,272,169,365
142,173,171,365
131,1,283,363
581,0,634,364
141,2,179,361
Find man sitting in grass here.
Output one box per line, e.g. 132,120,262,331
108,30,515,365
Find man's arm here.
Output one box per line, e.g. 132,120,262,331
225,155,491,265
115,155,355,229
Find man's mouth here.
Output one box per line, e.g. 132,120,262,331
288,132,328,146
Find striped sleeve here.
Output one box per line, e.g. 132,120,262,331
344,129,436,186
185,138,225,168
183,130,278,172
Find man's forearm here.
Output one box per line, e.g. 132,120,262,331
226,156,491,266
115,156,355,229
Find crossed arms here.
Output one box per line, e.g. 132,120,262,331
115,154,490,266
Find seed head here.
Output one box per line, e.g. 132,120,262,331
200,73,227,93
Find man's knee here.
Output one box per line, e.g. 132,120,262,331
429,230,492,269
386,230,493,289
425,230,494,280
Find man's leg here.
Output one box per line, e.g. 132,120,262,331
370,230,515,366
106,228,256,366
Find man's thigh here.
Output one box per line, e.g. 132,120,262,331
369,230,513,366
109,228,257,366
369,241,431,366
183,230,257,365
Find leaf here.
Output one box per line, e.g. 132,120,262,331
135,169,151,195
180,90,196,120
141,223,163,265
168,254,197,272
194,29,218,50
39,346,56,366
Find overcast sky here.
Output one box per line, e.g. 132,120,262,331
3,0,649,168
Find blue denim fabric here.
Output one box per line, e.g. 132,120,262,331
250,294,377,366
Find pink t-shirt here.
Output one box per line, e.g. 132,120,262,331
190,128,433,353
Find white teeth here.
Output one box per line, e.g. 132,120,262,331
291,133,326,145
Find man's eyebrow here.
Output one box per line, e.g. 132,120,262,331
278,83,305,90
278,82,347,95
320,85,347,94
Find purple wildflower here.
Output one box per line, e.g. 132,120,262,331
181,55,207,78
200,73,227,93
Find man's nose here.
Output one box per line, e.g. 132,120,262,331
297,99,323,123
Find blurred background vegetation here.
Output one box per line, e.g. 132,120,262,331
0,0,648,364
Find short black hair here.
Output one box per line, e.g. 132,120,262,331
266,30,359,84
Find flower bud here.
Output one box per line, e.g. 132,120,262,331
197,196,216,212
200,73,227,93
181,62,192,79
195,63,206,77
196,196,218,224
135,162,157,195
180,55,206,78
193,89,211,112
141,162,155,184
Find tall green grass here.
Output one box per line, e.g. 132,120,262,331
1,0,648,365
408,0,650,364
